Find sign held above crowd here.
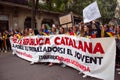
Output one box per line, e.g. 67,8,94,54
59,12,81,28
83,1,101,23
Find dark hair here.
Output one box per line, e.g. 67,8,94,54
59,27,65,34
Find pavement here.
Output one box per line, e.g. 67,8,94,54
0,51,120,80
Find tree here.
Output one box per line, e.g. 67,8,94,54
30,0,117,24
65,0,117,23
97,0,117,23
31,0,39,29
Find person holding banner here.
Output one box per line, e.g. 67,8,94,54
115,25,120,74
77,22,83,36
58,27,65,34
48,25,57,66
58,26,67,67
38,28,44,36
50,24,57,35
23,28,29,36
70,25,78,36
28,28,35,36
80,24,91,38
78,23,90,77
41,24,49,36
116,38,120,70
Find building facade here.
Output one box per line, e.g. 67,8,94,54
0,0,61,32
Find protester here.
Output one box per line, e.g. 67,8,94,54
0,32,3,52
70,25,78,36
23,28,29,36
56,25,61,34
80,24,91,38
116,25,120,74
91,21,101,38
65,27,72,35
58,26,65,34
38,28,44,36
34,28,39,35
5,19,120,76
2,32,7,53
6,30,11,51
115,26,120,39
48,25,57,66
103,24,115,37
28,28,35,36
41,24,49,36
50,24,57,35
90,23,97,38
77,23,83,36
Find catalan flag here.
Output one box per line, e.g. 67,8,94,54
91,32,96,38
106,29,114,37
42,32,49,36
70,32,77,36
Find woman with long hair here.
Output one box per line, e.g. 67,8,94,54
80,24,91,38
58,27,65,34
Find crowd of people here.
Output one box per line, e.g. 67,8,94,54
0,30,11,53
0,20,120,71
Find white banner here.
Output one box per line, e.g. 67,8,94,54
83,1,101,23
10,35,116,80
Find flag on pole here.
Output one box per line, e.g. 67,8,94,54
83,1,101,23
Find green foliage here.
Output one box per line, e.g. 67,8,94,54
29,0,117,23
97,0,117,23
65,0,117,23
38,0,68,12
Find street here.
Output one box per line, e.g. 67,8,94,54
0,51,120,80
